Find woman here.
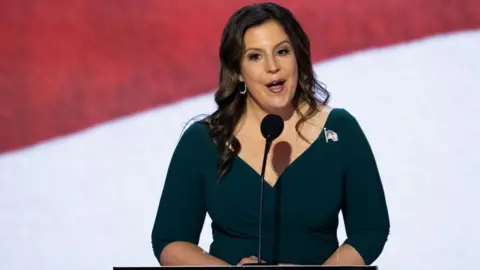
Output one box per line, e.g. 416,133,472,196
151,2,390,266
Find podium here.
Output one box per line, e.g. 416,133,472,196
113,266,377,270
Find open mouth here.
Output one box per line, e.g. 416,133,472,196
265,80,286,88
265,79,286,93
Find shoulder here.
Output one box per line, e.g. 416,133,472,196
322,107,371,142
313,105,360,127
327,107,359,123
324,107,365,131
172,120,217,162
181,120,210,137
179,120,211,144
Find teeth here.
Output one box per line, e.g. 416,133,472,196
268,80,284,87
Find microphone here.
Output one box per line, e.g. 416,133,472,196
246,114,284,265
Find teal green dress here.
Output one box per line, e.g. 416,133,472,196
151,108,390,265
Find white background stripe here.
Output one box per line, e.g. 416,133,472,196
0,30,479,270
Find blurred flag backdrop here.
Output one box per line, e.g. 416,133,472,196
1,1,479,270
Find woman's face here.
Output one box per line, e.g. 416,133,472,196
239,20,299,114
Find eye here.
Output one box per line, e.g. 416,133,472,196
277,48,290,56
247,53,261,61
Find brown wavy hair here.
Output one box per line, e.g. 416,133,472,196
203,2,330,179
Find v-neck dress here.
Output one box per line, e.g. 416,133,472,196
151,108,390,266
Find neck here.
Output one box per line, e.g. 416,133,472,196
244,97,300,128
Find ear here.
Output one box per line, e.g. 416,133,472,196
238,74,244,82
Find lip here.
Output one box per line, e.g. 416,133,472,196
265,79,286,93
265,79,286,87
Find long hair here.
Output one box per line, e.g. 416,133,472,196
204,2,330,179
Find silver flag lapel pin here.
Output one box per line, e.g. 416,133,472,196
324,128,338,142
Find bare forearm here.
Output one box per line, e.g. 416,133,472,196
322,244,365,265
160,241,230,266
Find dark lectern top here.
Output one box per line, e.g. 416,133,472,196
113,266,377,270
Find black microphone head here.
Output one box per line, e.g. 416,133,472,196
260,114,284,141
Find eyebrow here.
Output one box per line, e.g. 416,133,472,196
244,40,291,53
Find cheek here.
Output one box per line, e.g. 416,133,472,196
241,61,263,80
279,56,298,78
287,60,299,85
288,58,299,75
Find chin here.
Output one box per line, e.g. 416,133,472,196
266,91,294,108
265,99,294,112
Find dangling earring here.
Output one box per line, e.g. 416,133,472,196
239,83,247,95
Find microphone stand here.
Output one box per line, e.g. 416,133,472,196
244,138,273,265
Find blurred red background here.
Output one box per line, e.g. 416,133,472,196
1,0,479,153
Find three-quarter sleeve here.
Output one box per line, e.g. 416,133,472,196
339,110,390,265
151,122,208,262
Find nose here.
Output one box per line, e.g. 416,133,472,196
265,56,280,74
